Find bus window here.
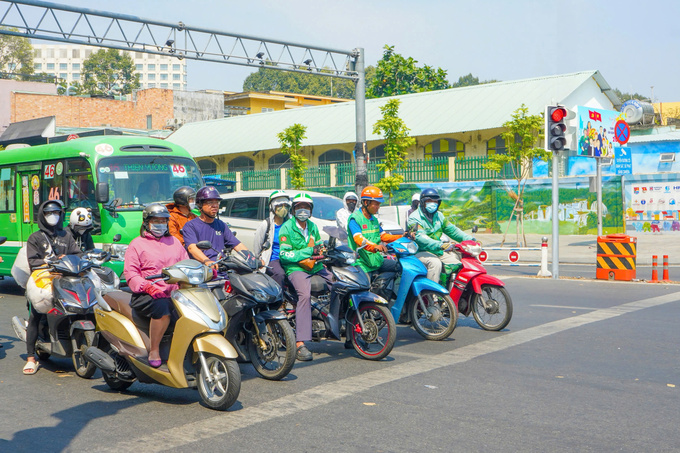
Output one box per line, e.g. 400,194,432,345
0,167,16,212
65,159,95,210
42,161,64,204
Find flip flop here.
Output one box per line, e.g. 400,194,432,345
23,361,39,375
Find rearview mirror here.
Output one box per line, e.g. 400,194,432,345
197,240,212,250
471,225,478,234
261,242,271,251
95,182,109,204
112,234,122,243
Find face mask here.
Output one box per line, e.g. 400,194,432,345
275,205,290,218
346,201,357,212
149,223,168,237
295,208,311,222
425,202,439,214
45,213,60,226
189,202,197,210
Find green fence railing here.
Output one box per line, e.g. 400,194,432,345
455,156,515,181
287,165,331,188
241,169,281,191
395,157,449,183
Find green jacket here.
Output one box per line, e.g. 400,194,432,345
407,207,472,256
347,209,383,273
278,217,324,275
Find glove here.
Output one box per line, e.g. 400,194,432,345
146,284,166,299
313,243,326,256
441,242,454,252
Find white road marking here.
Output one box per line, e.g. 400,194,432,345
101,291,680,452
530,304,595,310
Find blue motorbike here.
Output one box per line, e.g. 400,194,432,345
371,237,457,341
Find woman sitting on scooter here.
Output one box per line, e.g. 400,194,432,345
24,200,82,375
124,204,189,368
252,190,291,289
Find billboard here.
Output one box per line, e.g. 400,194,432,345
576,106,629,158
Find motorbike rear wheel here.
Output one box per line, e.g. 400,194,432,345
72,330,97,379
247,319,296,381
349,303,396,360
409,291,458,341
472,285,513,331
197,354,241,411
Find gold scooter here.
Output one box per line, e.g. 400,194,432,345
85,253,241,411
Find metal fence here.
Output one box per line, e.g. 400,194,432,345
286,165,331,188
455,156,516,181
395,157,449,183
241,169,281,191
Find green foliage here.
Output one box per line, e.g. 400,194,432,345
613,88,650,103
82,49,140,95
0,27,34,76
243,63,372,99
57,80,85,95
277,123,308,189
367,45,449,99
451,73,500,88
372,99,415,204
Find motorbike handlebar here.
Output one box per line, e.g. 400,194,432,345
145,273,164,280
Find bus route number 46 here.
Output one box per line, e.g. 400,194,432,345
171,164,186,178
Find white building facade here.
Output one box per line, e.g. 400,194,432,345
32,43,187,91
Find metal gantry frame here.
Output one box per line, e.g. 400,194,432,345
0,0,370,190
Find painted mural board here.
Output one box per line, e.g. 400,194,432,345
625,175,680,234
576,106,628,158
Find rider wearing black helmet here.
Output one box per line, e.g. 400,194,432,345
166,186,197,246
406,188,472,284
124,203,189,368
182,186,247,269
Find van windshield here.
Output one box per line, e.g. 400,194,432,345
312,195,344,220
97,156,203,209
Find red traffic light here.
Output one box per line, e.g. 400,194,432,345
550,107,567,122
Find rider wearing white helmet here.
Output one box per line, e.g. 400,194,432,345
253,190,292,288
68,207,95,251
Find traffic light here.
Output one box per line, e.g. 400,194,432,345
546,105,568,151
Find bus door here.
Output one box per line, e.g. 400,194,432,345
16,166,41,244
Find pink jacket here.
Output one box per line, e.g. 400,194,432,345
124,232,190,296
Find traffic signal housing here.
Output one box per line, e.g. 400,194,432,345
546,105,568,151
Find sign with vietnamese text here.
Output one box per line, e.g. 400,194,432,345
614,147,632,175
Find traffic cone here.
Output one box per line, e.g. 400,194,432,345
651,255,658,282
663,255,670,282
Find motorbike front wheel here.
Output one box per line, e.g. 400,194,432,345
472,285,513,331
409,291,458,341
349,303,396,360
247,319,296,381
72,330,97,379
197,354,241,411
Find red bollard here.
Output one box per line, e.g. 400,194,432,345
651,255,659,282
663,255,670,282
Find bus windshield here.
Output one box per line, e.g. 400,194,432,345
97,156,203,209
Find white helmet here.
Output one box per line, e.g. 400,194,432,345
69,207,92,228
411,193,420,202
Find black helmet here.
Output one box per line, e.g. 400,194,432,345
142,203,170,226
420,188,441,210
43,199,64,213
195,186,221,207
173,186,196,207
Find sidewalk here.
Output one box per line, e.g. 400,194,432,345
475,233,680,266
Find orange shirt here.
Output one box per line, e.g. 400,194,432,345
166,203,198,246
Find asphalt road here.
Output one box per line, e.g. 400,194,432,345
1,276,679,452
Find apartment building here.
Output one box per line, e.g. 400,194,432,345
32,43,187,91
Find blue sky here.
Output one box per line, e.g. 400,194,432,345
22,0,680,101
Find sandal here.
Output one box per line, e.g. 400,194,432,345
23,361,39,375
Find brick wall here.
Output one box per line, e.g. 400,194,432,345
10,88,174,130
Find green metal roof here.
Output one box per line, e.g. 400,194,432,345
167,71,618,158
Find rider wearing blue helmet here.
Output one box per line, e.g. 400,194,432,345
406,188,472,284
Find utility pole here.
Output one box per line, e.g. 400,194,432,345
353,47,368,194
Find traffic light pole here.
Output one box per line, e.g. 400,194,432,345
551,150,560,279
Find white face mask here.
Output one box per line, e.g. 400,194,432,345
149,223,168,237
45,213,60,226
189,202,197,211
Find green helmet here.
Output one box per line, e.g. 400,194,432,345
269,190,290,204
291,193,314,209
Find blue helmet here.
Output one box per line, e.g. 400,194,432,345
420,188,441,211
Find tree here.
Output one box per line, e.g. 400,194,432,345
57,80,85,95
82,48,139,95
277,123,308,189
373,99,415,205
482,104,550,246
0,27,34,77
243,64,372,99
367,45,449,99
613,88,650,103
451,73,500,88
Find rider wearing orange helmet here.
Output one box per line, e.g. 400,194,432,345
347,186,403,275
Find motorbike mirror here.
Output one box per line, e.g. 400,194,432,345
262,242,271,251
112,234,122,243
328,236,337,249
471,225,478,234
196,240,213,250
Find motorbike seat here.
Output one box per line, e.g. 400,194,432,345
103,291,174,340
310,275,328,296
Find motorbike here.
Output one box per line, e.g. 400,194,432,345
204,241,296,381
283,231,396,361
83,253,241,411
12,250,110,378
445,239,513,331
370,228,458,341
88,234,122,295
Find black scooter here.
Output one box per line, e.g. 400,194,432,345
283,231,396,361
202,241,296,381
12,251,111,378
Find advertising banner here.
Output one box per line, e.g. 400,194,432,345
576,106,629,158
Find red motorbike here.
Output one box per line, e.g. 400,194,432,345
445,240,513,331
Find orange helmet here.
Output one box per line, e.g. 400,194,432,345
360,186,384,203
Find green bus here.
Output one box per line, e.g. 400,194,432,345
0,136,203,277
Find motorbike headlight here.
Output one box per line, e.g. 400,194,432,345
463,244,482,257
252,289,269,303
405,242,418,254
177,265,207,285
342,251,356,265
